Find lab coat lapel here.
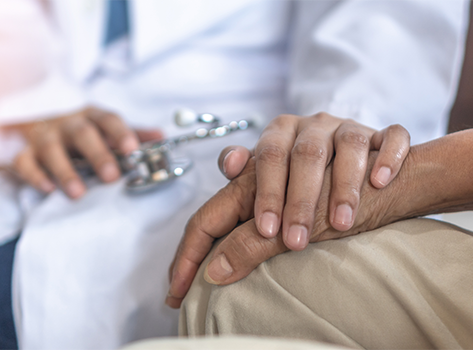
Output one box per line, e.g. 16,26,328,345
131,0,256,64
50,0,106,82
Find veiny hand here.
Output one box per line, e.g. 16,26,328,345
4,107,163,199
218,113,410,251
166,152,399,308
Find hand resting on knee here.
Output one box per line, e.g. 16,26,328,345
166,126,473,309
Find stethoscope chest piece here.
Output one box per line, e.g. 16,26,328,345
73,108,262,194
124,146,193,194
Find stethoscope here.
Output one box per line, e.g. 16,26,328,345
73,108,261,193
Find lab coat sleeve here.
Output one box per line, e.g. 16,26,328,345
0,0,87,126
0,73,87,125
288,0,469,144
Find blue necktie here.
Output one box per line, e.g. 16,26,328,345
104,0,129,46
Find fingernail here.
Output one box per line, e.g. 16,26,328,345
222,150,235,175
334,204,353,226
375,166,391,187
259,212,279,237
165,297,172,307
286,225,308,250
65,179,85,198
165,295,179,308
164,291,173,306
100,162,120,182
120,135,139,154
204,254,233,285
39,180,55,193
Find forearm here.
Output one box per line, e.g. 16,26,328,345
386,129,473,222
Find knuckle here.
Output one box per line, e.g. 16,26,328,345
268,114,298,132
228,232,269,264
256,191,284,209
342,118,357,125
257,145,288,165
231,177,256,216
312,111,332,122
100,112,120,125
387,124,410,141
73,121,96,138
273,113,296,126
83,106,96,116
339,130,369,149
291,140,326,162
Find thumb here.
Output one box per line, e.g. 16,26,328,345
218,145,253,180
204,219,288,286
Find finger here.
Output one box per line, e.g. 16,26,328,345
204,219,288,286
135,129,164,143
87,108,139,154
166,160,257,308
254,114,299,238
370,124,410,189
64,119,121,183
13,148,56,193
281,125,335,251
37,135,86,199
329,123,372,231
218,145,253,180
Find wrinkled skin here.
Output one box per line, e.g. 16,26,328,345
217,113,410,251
166,151,401,308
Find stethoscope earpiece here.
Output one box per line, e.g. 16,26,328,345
174,108,220,127
174,108,199,127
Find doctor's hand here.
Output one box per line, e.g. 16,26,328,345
218,113,410,251
5,107,163,199
166,151,400,309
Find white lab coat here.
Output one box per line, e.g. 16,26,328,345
0,0,468,349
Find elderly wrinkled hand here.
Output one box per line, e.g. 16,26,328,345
166,149,398,309
3,107,163,199
218,113,410,251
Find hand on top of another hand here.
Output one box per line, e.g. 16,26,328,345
218,113,410,251
4,107,163,199
166,150,402,309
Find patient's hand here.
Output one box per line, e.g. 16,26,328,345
218,113,410,251
4,107,163,198
166,152,398,308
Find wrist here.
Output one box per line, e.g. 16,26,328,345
378,131,473,222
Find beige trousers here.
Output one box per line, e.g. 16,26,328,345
179,219,473,349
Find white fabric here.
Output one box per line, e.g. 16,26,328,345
122,336,347,350
0,0,468,349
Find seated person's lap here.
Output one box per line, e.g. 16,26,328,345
180,219,473,349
